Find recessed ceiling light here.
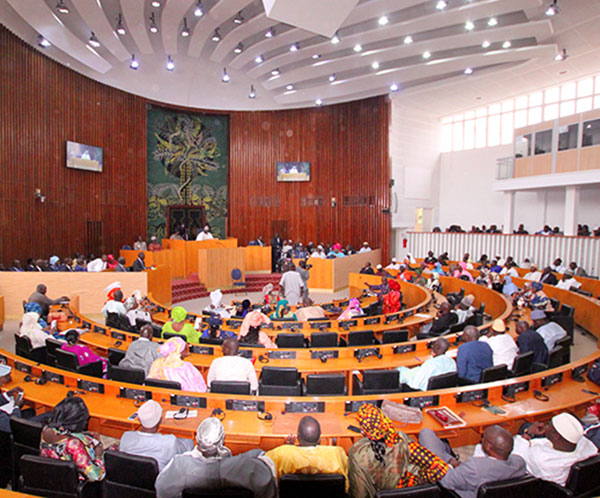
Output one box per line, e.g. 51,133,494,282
545,0,558,16
234,43,244,54
37,35,51,48
271,68,280,76
435,0,447,10
404,35,413,44
290,43,299,52
265,28,274,38
194,1,203,17
331,32,340,44
151,1,161,7
286,84,294,90
353,44,362,52
390,83,399,91
166,55,175,71
502,41,511,48
464,67,473,74
222,68,230,83
329,74,336,82
255,55,264,64
233,11,244,24
149,13,159,33
181,18,190,37
211,29,221,42
312,54,321,59
482,40,490,48
116,13,126,35
371,61,380,69
378,16,389,26
130,54,139,70
249,85,256,99
422,51,431,59
465,21,475,31
488,17,498,26
55,0,69,14
88,32,100,48
315,98,323,106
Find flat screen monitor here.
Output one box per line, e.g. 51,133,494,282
277,161,310,182
66,141,103,172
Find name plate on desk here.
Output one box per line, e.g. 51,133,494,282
571,364,588,380
42,370,64,384
14,361,32,374
541,372,563,389
226,320,242,329
393,344,416,354
171,395,207,408
385,313,400,324
93,325,107,335
311,350,339,360
404,309,415,317
405,395,439,409
120,387,152,401
74,316,81,323
111,331,126,340
345,400,379,412
285,401,325,413
190,346,214,355
339,319,358,329
277,322,299,330
503,381,529,398
455,389,488,403
269,350,296,360
354,348,381,361
238,350,253,359
82,321,92,329
338,300,350,308
364,317,381,325
310,321,331,330
226,399,265,412
77,379,104,393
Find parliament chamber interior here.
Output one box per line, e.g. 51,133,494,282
2,0,600,497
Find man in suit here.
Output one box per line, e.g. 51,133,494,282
419,425,526,498
270,232,283,272
114,257,127,272
133,252,146,272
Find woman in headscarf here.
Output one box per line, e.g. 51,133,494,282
106,254,118,270
432,263,446,276
235,299,252,318
383,281,402,315
61,330,108,374
348,404,449,497
23,302,48,328
201,313,236,341
454,262,474,282
339,298,364,320
148,337,207,392
270,300,297,320
40,396,107,481
262,283,275,305
161,306,200,343
529,282,551,311
239,310,277,348
18,312,51,349
502,276,519,296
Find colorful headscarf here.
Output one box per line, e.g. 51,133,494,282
388,279,401,291
272,299,289,319
24,302,48,327
171,306,187,323
356,404,400,447
149,337,187,380
239,310,271,337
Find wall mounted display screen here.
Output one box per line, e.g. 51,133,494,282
277,161,310,182
66,141,103,172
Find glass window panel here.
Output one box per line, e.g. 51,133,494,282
475,117,487,148
544,103,559,121
453,114,463,122
441,124,453,152
578,78,594,97
596,76,600,94
561,82,576,101
453,122,464,151
545,87,560,104
594,95,600,109
488,114,501,146
514,109,528,128
464,119,475,150
441,116,453,124
502,100,514,112
582,119,600,147
577,97,593,113
528,107,542,125
475,107,488,117
489,103,501,115
515,95,528,110
530,92,543,107
534,129,552,155
464,111,475,119
558,124,578,151
501,112,514,144
560,100,575,117
515,134,531,158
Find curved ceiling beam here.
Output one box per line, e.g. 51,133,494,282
210,13,273,63
161,0,194,56
121,0,154,55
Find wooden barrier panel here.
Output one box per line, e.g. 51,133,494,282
198,248,245,290
120,249,186,279
146,265,172,305
162,238,238,277
244,246,272,273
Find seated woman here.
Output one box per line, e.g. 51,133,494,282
262,283,276,305
40,396,107,482
339,298,364,320
201,314,236,341
502,276,520,297
235,299,252,319
61,330,108,374
148,337,207,392
270,300,297,320
161,306,200,343
529,282,552,311
18,312,51,349
239,310,277,348
383,281,403,314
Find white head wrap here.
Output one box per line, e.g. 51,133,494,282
196,417,226,453
210,290,223,308
552,413,583,444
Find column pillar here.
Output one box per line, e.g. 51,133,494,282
564,186,579,236
503,191,515,234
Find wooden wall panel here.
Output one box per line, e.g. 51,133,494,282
0,26,146,265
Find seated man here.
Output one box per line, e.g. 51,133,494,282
28,284,69,320
101,289,127,319
417,302,458,339
118,325,160,376
203,290,231,319
453,295,475,325
119,400,192,471
359,262,374,275
295,298,326,321
456,326,493,383
515,320,548,365
114,257,127,272
531,309,567,351
398,338,456,391
479,319,518,368
206,338,258,393
132,252,146,272
155,417,276,498
265,416,349,490
419,425,526,498
555,270,582,291
524,265,542,281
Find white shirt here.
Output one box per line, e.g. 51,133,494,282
386,263,401,270
556,278,582,290
500,267,519,277
536,322,567,351
126,308,152,327
101,300,127,318
551,264,566,274
207,356,258,392
524,271,541,282
279,270,304,306
310,251,326,259
87,258,106,272
479,334,518,368
453,307,474,325
196,231,213,241
358,247,372,253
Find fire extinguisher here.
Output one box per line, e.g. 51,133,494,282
403,238,407,248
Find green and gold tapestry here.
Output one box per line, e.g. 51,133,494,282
146,106,229,239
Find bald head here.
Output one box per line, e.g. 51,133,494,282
297,416,321,446
462,325,479,342
140,325,154,340
431,338,450,356
515,321,530,335
439,302,451,314
481,425,513,460
222,338,239,356
36,284,47,295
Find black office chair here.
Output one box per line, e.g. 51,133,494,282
551,315,574,342
476,474,541,497
109,365,145,385
564,454,600,497
279,473,346,498
276,333,306,348
20,454,101,498
211,381,251,395
105,312,134,333
382,330,409,344
10,417,42,490
555,336,571,365
144,378,181,390
477,302,485,314
348,330,378,346
427,371,459,390
353,369,400,395
449,322,466,334
549,298,561,312
45,337,63,366
108,347,126,366
14,334,47,364
310,332,338,348
509,351,534,377
560,304,575,317
547,346,564,369
55,349,104,378
304,374,347,396
163,332,188,341
103,450,158,498
375,484,442,497
258,367,302,396
479,364,508,383
183,488,252,497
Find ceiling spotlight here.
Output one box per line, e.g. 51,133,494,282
181,18,190,37
234,43,244,54
37,35,51,48
249,85,256,99
545,0,559,16
151,1,161,7
255,55,264,64
315,98,323,106
465,21,474,31
404,35,413,44
502,40,511,48
233,11,244,24
290,43,299,52
464,67,473,74
390,83,399,92
88,32,100,48
554,48,568,61
286,84,294,90
194,1,203,17
265,27,275,38
222,68,230,83
211,29,221,42
488,17,498,26
130,54,139,70
271,68,280,77
329,74,336,82
435,0,447,10
331,32,340,44
149,13,159,33
422,51,431,59
55,1,70,14
372,61,380,70
482,40,490,48
312,54,321,59
116,13,126,35
378,16,389,26
166,55,175,71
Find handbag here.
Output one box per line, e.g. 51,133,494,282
381,399,423,425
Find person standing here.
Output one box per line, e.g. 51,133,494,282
279,262,304,306
296,260,310,301
133,235,147,251
270,232,283,272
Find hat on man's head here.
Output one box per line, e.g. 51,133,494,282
391,258,397,263
137,400,162,428
491,319,506,333
530,309,546,320
0,364,12,377
552,413,583,444
376,264,382,270
363,242,369,246
461,295,475,307
196,417,225,451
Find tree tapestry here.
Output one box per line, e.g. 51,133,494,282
147,106,229,239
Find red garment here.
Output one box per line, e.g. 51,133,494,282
383,290,401,314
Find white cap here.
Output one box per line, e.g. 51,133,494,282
210,289,223,308
392,258,397,263
491,319,506,332
376,264,382,269
0,364,12,377
552,413,583,444
104,281,121,294
363,241,369,245
137,400,162,428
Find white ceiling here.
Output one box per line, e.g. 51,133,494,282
1,0,596,114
